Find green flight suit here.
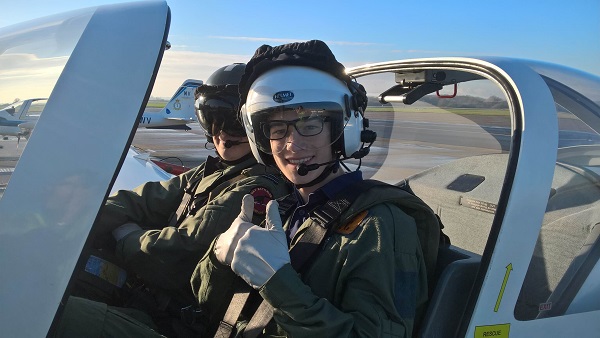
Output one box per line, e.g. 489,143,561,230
193,182,439,337
97,154,289,301
55,296,165,338
61,155,290,337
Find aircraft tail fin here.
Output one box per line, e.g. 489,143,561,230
160,79,203,121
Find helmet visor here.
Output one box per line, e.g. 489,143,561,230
249,102,346,155
196,94,245,137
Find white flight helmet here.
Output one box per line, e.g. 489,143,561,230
241,65,364,166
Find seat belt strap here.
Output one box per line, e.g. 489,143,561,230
169,168,251,227
290,220,328,271
243,301,274,338
214,286,251,338
169,174,205,226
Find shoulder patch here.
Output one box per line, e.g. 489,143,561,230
250,187,274,215
336,210,368,235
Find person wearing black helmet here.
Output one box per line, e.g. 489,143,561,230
58,63,290,337
192,41,442,337
196,63,251,161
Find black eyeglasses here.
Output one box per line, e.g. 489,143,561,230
261,116,331,140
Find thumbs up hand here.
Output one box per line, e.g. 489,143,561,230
231,199,290,289
214,194,255,266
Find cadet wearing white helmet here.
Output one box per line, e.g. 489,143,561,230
192,40,442,337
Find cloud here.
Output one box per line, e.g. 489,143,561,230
209,36,378,47
0,50,247,102
0,53,67,102
151,50,251,98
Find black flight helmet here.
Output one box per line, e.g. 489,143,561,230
195,63,246,139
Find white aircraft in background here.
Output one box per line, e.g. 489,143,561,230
0,98,47,142
0,79,201,142
138,79,202,130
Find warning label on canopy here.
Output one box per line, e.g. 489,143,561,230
460,196,497,214
474,323,510,338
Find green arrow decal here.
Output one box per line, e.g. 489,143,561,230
494,263,513,312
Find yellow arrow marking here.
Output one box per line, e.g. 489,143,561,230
494,263,513,312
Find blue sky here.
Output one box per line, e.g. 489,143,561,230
2,0,599,98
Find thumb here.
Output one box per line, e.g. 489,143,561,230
265,200,283,231
238,194,255,222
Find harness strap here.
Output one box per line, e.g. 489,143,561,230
290,220,328,272
169,160,263,227
276,193,298,216
214,286,251,338
169,174,205,226
243,301,274,338
311,195,351,227
168,156,225,227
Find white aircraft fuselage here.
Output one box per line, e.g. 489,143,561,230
0,98,45,139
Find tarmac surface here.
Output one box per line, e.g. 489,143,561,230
1,112,510,194
131,123,215,169
0,139,23,192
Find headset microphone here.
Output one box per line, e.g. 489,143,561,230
224,140,249,148
296,143,374,176
297,159,340,176
297,163,319,176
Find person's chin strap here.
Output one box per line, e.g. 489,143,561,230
224,139,250,148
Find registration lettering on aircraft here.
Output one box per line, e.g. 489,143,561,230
474,323,510,338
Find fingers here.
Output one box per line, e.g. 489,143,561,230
231,221,290,289
239,194,255,222
214,194,255,266
265,200,282,231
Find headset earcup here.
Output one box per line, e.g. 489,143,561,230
341,81,367,157
342,110,363,157
348,81,368,112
